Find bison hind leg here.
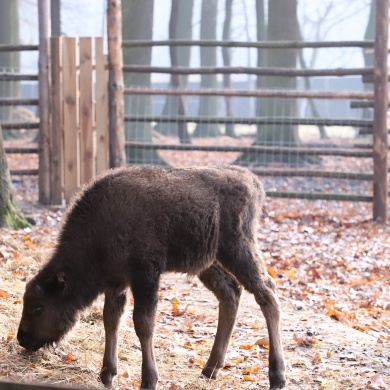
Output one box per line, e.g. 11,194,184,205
198,262,242,379
218,244,286,389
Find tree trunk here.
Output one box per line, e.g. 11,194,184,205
193,0,221,138
122,0,166,165
297,25,327,140
0,0,20,140
51,0,61,36
255,0,266,122
222,0,235,137
0,125,30,228
107,0,126,168
167,0,191,143
155,0,193,139
360,0,375,138
238,0,303,165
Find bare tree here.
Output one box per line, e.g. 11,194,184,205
238,0,302,165
255,0,265,129
0,0,20,140
156,0,193,142
0,125,30,228
222,0,235,138
51,0,61,36
193,0,220,138
122,0,166,165
360,0,375,136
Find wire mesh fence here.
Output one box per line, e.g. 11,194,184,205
1,8,389,213
0,60,39,208
122,34,387,204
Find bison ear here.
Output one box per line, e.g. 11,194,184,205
34,284,44,297
44,269,67,294
56,271,66,285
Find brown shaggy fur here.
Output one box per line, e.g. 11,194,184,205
17,166,286,389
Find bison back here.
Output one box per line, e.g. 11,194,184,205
63,166,264,275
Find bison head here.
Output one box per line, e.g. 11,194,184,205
17,270,78,351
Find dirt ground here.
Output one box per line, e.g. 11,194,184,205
0,270,388,390
0,197,388,390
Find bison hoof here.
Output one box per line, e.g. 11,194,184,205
201,366,219,380
269,371,286,389
100,367,117,388
139,382,157,390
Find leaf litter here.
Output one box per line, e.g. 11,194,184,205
0,167,389,388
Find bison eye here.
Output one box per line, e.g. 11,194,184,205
28,306,43,316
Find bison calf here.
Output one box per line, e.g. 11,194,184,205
17,166,286,389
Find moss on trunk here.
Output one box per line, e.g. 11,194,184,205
0,197,31,229
0,124,31,229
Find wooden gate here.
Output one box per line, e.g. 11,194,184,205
50,37,109,202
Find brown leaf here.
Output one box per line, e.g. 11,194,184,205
0,290,10,298
311,352,322,364
293,333,318,348
242,367,260,375
64,353,76,362
168,385,183,390
367,374,386,389
239,344,253,350
24,240,34,248
230,356,244,365
6,330,15,342
255,336,270,349
195,359,205,367
267,266,278,278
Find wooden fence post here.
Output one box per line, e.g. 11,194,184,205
79,37,94,184
95,38,109,174
107,0,126,167
373,0,389,222
38,0,51,204
50,37,63,204
62,38,79,200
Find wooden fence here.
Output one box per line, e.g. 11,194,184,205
121,2,389,221
1,3,388,221
0,44,39,177
1,37,109,203
50,37,109,202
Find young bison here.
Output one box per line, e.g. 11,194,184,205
17,166,286,389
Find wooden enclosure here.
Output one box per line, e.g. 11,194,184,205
50,37,109,202
121,1,389,221
0,1,388,222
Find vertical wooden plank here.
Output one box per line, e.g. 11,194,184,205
79,37,94,184
50,36,63,204
373,0,388,222
38,0,51,204
107,0,126,167
62,37,79,201
95,38,109,174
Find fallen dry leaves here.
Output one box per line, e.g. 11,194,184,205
261,201,390,345
0,139,389,389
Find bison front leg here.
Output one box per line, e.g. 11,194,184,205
100,289,127,387
131,267,160,390
198,263,242,379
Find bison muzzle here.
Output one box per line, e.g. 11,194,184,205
17,165,286,389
